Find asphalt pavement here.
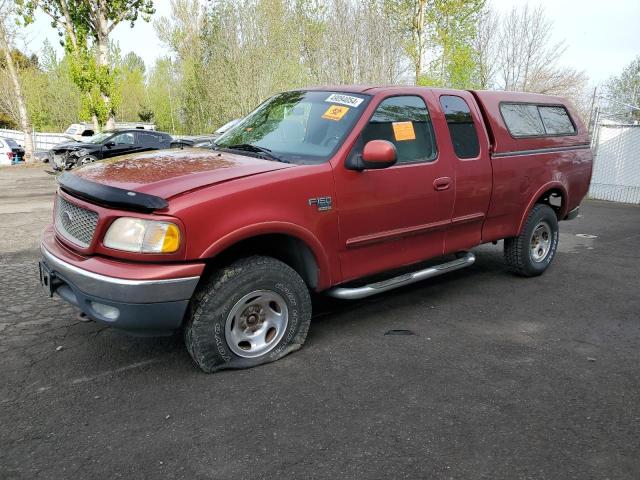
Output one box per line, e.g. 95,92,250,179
1,166,639,479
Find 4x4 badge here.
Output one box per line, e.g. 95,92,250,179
308,197,332,211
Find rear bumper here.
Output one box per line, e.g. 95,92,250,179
40,233,203,335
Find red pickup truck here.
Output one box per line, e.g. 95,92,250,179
39,86,592,372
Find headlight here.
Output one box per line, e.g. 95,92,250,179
104,218,181,253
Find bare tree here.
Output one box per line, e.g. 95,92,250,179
496,5,586,95
491,4,588,116
0,0,34,162
472,4,499,89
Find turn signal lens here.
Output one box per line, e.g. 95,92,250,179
104,218,181,254
162,223,180,253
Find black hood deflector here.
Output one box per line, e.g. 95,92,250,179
57,172,168,213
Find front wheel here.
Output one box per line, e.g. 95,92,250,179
79,155,98,166
504,204,559,277
184,256,312,373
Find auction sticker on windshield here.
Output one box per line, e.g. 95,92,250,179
325,93,364,108
322,105,350,121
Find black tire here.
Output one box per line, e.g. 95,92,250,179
504,204,559,277
184,256,312,373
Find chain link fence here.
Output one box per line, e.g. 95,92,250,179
587,97,640,204
0,128,69,151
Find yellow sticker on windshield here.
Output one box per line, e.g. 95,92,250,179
392,121,416,141
322,105,350,121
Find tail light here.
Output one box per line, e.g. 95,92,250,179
6,152,14,162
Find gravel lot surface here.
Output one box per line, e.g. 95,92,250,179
1,166,639,479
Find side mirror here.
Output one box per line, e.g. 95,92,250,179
346,140,397,171
105,141,115,148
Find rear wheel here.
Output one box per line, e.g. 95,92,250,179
504,204,559,277
184,256,312,373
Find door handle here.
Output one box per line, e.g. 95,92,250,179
433,177,451,191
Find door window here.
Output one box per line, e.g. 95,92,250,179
137,132,161,147
361,96,437,164
439,95,480,159
112,133,135,145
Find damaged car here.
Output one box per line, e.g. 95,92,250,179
51,129,173,170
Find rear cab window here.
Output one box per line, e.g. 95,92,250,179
500,103,576,137
439,95,480,159
361,95,437,164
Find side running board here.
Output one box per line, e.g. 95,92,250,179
326,252,476,300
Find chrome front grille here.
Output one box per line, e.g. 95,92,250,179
55,195,98,247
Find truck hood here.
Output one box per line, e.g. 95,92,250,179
70,148,295,199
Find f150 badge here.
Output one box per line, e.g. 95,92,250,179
308,196,332,211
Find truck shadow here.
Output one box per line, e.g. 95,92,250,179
46,245,510,372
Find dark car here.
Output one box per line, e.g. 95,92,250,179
51,129,173,170
171,135,219,149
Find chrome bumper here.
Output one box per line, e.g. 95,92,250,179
41,246,200,303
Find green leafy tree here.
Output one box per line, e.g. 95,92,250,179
0,0,35,161
114,51,147,122
421,0,485,88
146,57,178,132
604,56,640,122
17,0,154,129
385,0,484,87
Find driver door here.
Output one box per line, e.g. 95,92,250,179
333,93,455,282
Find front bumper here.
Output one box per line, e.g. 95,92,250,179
40,243,202,336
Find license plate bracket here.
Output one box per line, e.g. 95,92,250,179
39,261,56,297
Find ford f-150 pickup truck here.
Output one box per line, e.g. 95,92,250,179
39,86,593,372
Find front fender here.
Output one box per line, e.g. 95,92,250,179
199,221,333,289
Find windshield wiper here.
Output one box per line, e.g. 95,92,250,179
224,143,287,163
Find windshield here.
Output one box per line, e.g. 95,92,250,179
215,90,370,164
5,138,19,148
84,132,113,144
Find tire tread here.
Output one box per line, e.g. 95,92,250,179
184,256,311,373
504,204,557,277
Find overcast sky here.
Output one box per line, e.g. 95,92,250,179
23,0,640,87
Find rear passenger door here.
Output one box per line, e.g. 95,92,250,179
437,93,492,253
334,93,455,282
136,132,164,152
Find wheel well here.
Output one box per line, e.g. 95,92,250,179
203,234,319,289
535,188,564,219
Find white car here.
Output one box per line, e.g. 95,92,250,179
0,137,24,165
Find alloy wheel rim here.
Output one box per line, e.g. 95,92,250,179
530,221,552,262
225,290,289,358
